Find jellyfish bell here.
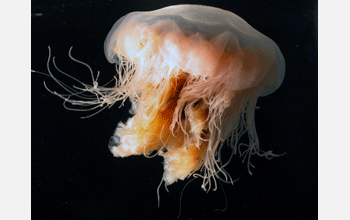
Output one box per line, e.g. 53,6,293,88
40,5,285,192
104,5,284,94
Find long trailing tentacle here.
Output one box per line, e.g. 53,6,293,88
33,46,136,118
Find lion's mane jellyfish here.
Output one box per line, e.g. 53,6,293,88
45,5,285,191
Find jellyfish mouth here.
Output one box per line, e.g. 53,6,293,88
109,70,210,185
39,46,212,186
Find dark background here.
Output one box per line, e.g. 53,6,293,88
31,1,317,219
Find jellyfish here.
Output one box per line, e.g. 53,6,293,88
42,5,285,192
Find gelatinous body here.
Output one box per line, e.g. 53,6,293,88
43,5,285,191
